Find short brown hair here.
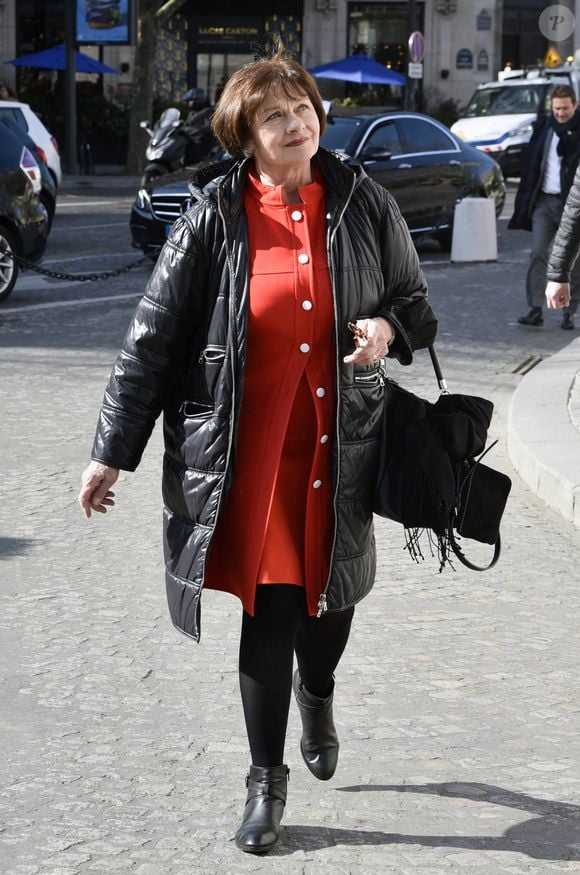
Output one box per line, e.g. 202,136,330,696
550,84,577,103
211,45,326,159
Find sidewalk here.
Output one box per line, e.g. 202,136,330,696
508,336,580,528
3,222,580,870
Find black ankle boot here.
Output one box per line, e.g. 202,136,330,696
293,669,339,781
518,307,543,326
235,764,289,854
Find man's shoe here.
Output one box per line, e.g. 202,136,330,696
562,312,575,330
518,308,543,326
293,669,339,781
235,764,289,854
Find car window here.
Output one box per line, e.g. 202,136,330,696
363,121,403,156
0,107,27,132
319,117,361,154
398,117,456,153
464,84,548,117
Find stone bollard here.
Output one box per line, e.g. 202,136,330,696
451,197,498,262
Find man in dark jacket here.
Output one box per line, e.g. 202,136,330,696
509,84,580,329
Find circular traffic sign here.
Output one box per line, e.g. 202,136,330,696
408,31,425,64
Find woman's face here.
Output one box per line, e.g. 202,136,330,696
249,88,320,175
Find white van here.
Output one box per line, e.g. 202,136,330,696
450,67,580,178
0,100,62,186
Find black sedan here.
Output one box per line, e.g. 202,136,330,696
130,110,506,257
0,124,49,301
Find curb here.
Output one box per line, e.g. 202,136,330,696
60,173,141,194
508,336,580,527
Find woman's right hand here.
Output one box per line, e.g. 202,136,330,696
79,461,119,518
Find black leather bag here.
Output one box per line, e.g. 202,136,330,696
373,347,511,571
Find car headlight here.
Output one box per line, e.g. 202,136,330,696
135,188,152,211
506,123,533,138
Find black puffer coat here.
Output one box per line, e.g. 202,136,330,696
547,162,580,282
91,148,438,641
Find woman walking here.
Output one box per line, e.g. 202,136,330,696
79,44,437,854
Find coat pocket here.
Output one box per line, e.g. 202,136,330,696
198,345,226,400
179,400,214,419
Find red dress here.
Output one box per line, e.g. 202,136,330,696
204,168,336,616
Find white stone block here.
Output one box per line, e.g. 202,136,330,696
451,197,498,262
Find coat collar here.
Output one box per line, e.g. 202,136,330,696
188,148,365,222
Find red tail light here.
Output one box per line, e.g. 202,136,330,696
50,135,60,154
36,146,48,165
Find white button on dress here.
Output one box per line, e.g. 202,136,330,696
291,210,303,221
313,479,322,489
298,253,309,264
299,343,310,353
316,387,325,398
302,300,313,311
320,434,329,444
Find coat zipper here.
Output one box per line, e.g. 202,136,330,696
198,189,240,591
354,368,385,386
317,173,357,618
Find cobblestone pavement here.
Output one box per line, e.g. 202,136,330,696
2,203,580,873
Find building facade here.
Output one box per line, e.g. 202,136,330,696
1,0,579,113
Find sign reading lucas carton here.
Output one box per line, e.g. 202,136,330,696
193,17,263,52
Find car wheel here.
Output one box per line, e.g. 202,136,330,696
436,228,453,252
0,226,19,303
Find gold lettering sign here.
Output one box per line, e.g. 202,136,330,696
224,27,259,35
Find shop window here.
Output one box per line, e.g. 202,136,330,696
348,2,423,74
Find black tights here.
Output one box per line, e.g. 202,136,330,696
239,584,354,767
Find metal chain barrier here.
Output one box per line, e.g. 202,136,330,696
3,248,150,283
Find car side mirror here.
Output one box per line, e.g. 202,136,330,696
360,145,393,162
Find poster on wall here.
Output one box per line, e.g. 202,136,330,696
76,0,135,45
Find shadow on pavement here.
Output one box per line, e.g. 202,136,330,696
0,536,43,559
274,782,580,860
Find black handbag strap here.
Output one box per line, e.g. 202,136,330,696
428,345,449,394
447,529,502,571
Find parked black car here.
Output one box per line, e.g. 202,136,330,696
130,110,506,258
0,125,49,301
1,115,57,229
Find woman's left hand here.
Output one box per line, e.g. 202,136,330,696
343,317,395,365
546,280,571,309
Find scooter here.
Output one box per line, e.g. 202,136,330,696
140,100,217,188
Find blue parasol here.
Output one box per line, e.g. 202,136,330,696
309,55,405,86
5,44,119,75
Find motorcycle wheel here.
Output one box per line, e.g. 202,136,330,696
141,163,166,188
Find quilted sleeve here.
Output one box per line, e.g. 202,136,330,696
90,214,210,471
